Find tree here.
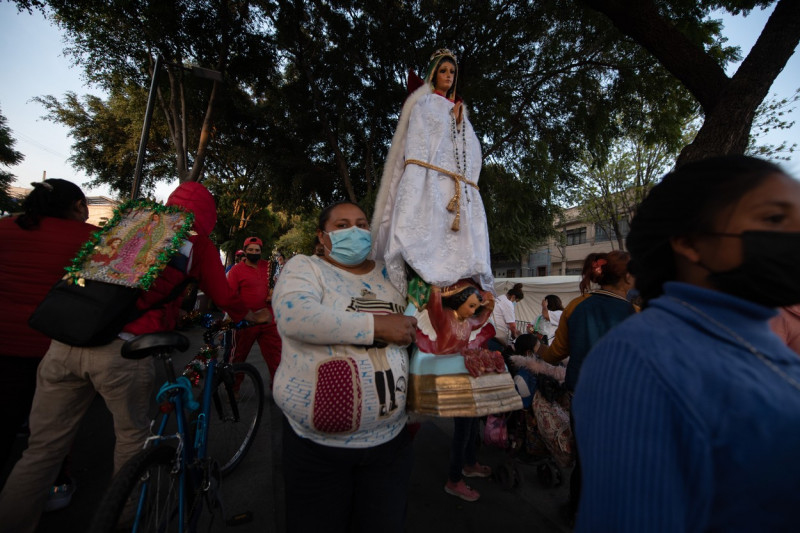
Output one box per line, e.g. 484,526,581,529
582,0,800,165
274,211,319,257
202,119,283,257
0,107,24,213
20,0,706,257
263,0,700,256
573,138,675,250
38,0,276,190
34,88,175,197
572,109,699,250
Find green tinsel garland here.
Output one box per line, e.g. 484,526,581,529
64,198,195,290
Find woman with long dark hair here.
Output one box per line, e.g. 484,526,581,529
0,179,94,509
573,155,800,531
535,250,638,520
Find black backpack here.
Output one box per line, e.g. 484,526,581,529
29,199,194,347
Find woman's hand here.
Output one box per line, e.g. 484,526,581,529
247,307,273,324
541,298,550,320
374,314,417,346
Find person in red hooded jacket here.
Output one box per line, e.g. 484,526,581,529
0,182,271,532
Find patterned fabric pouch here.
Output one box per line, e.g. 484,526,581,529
312,350,363,433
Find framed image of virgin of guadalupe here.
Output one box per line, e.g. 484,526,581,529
68,199,194,290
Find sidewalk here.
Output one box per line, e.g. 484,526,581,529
4,324,574,532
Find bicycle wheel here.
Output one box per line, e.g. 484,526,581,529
206,362,265,476
89,445,187,533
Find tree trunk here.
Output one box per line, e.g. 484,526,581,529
582,0,800,166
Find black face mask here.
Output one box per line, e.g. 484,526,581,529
702,230,800,307
246,253,261,264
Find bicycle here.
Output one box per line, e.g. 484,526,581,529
89,316,265,532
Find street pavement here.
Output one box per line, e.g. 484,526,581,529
2,324,574,532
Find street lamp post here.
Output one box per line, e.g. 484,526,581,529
130,57,223,200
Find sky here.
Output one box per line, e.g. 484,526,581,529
1,2,798,202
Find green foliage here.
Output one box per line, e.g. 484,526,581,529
747,88,799,161
202,142,282,259
481,161,563,259
274,211,320,257
23,0,719,256
41,0,277,184
571,116,699,250
0,107,24,213
583,0,799,164
34,88,174,197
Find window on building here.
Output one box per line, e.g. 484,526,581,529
506,269,516,278
565,267,582,275
595,219,630,242
565,227,587,246
537,266,547,276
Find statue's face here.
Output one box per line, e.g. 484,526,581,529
456,293,481,320
434,59,456,92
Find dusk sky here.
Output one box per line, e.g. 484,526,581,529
1,2,798,202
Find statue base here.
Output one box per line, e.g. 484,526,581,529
407,347,522,417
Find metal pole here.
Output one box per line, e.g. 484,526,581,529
131,55,162,200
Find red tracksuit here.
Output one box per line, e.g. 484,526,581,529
226,259,282,381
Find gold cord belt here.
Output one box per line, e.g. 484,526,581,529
404,159,478,231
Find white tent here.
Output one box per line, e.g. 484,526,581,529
494,276,582,325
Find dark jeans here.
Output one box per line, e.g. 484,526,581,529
0,356,40,469
282,417,413,533
448,417,479,482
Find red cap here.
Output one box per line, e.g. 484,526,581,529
243,236,262,248
235,249,245,257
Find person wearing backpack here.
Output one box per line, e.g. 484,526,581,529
0,179,95,511
0,181,271,532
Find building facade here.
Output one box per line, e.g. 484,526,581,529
492,205,628,278
6,185,120,226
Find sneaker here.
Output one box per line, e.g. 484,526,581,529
444,480,480,502
462,463,492,478
44,481,76,512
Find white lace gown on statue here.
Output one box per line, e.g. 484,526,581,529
371,85,494,295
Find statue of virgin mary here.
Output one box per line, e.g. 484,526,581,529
371,49,520,417
371,48,494,297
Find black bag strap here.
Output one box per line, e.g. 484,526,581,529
144,274,196,313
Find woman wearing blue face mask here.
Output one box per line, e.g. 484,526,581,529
271,201,418,533
573,155,800,532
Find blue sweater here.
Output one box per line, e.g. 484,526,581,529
573,282,800,532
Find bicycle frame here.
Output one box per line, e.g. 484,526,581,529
113,316,260,533
133,343,223,531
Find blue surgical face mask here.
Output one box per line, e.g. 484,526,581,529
324,226,372,266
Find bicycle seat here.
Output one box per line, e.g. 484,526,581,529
121,332,191,360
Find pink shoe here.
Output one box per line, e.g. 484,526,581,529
462,462,492,478
444,479,480,502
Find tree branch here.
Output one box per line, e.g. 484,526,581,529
581,0,730,112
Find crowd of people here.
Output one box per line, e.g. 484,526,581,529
2,46,800,533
